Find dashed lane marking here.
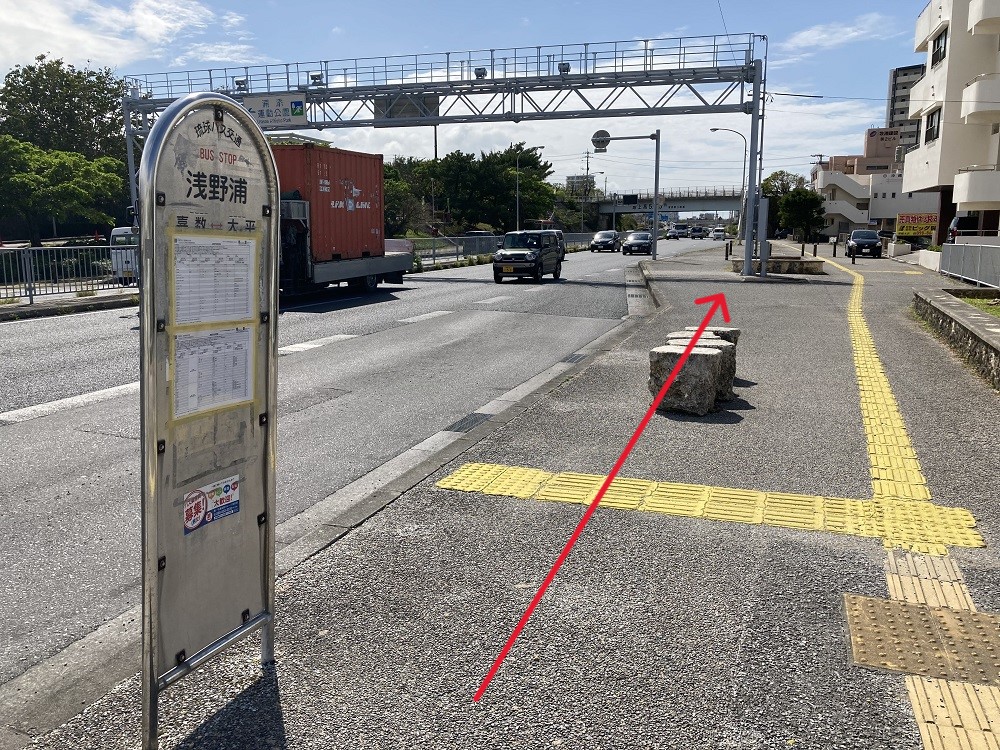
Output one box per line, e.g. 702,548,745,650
474,296,513,304
397,310,454,323
0,382,140,425
277,334,357,353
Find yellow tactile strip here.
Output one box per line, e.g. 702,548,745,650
907,676,1000,748
436,463,983,554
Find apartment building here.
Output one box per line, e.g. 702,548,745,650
886,64,926,152
812,128,937,238
903,0,1000,242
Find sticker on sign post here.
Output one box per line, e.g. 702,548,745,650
183,475,240,534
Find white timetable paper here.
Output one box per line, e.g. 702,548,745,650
173,235,254,324
173,327,253,418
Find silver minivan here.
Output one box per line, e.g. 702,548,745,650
493,230,562,283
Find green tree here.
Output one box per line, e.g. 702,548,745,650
0,55,131,227
760,170,806,237
778,187,825,242
0,136,123,246
383,165,421,237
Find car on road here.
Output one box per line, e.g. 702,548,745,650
665,228,680,240
622,231,653,255
846,229,883,258
672,223,691,238
493,230,562,283
590,230,621,252
711,227,726,241
690,226,709,239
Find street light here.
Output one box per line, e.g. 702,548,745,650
710,128,748,245
515,144,544,231
591,129,661,259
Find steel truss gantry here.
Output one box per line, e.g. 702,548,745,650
122,33,767,273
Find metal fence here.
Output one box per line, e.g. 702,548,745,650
0,244,134,303
941,243,1000,289
412,233,597,264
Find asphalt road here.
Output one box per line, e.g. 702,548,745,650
0,242,711,687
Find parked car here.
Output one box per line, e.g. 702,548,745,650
493,230,562,283
711,227,726,241
773,228,790,239
846,229,883,258
665,228,680,240
690,226,709,239
590,230,620,252
622,231,653,255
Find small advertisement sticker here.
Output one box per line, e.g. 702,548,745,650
182,475,241,534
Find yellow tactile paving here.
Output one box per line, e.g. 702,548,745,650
908,677,1000,749
435,463,984,553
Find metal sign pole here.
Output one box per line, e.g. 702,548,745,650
742,59,763,276
139,92,279,750
652,130,660,261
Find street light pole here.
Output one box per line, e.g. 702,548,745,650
516,145,544,231
591,129,660,259
710,127,747,245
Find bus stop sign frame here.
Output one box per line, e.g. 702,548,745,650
138,92,279,749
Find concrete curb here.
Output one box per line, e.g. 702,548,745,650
913,287,1000,392
0,294,138,322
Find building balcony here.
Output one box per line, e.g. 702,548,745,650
815,170,870,198
916,0,952,52
909,74,934,119
822,200,870,225
969,0,1000,34
963,74,1000,123
954,165,1000,210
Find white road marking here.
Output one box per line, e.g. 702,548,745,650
522,286,544,292
278,334,357,353
0,382,140,424
285,295,364,310
398,310,454,323
605,268,622,272
474,296,512,304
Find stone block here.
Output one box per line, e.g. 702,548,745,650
685,325,740,344
649,345,721,416
664,337,736,401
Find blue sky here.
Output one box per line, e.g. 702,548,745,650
0,0,932,194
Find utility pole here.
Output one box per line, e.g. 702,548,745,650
581,151,592,232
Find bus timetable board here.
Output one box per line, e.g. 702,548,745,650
137,92,279,749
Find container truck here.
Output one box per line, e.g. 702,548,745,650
272,144,412,294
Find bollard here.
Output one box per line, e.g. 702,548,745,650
725,242,729,260
851,247,856,265
800,243,805,258
832,241,837,258
813,243,817,257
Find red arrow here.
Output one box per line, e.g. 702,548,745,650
473,292,731,702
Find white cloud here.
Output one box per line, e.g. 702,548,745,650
331,26,344,35
773,13,905,67
170,43,276,68
0,0,265,75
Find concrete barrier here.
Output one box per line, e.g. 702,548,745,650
649,346,721,416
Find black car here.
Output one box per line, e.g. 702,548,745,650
590,230,620,252
622,231,653,255
847,229,883,258
493,230,562,283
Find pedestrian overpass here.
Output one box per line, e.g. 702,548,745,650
596,186,742,216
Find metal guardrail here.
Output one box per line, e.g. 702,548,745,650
941,243,1000,289
411,233,597,264
0,245,133,304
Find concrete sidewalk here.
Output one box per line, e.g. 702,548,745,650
11,246,1000,749
0,287,138,322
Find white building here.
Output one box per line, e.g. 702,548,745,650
812,129,938,239
886,64,926,153
903,0,1000,241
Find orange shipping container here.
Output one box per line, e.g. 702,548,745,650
272,144,384,262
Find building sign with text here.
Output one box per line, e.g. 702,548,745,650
896,212,937,236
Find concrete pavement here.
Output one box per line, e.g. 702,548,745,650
8,243,1000,749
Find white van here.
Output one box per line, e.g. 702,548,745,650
109,227,140,286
